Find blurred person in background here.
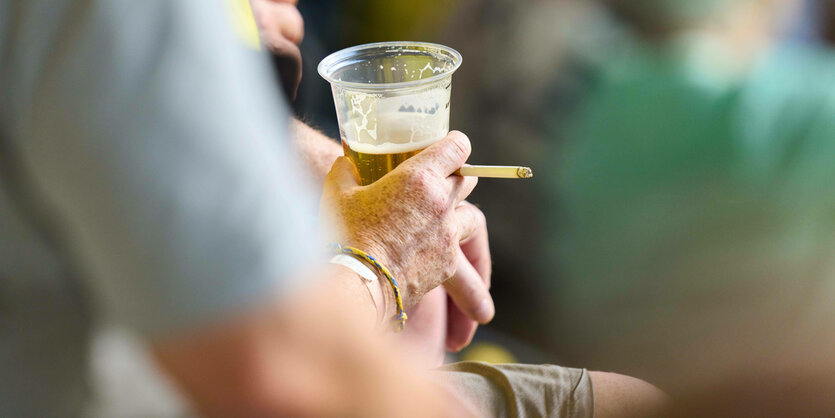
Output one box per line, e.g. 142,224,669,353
538,0,835,413
0,0,488,415
0,0,665,416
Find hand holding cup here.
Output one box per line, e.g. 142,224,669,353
321,132,493,324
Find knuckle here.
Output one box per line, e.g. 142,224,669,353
260,4,304,43
385,167,408,190
447,131,471,161
472,205,487,226
395,164,418,182
430,191,449,216
406,168,435,193
457,205,474,224
442,265,456,281
460,202,485,227
414,167,433,187
288,8,305,42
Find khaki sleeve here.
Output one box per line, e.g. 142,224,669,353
435,361,594,418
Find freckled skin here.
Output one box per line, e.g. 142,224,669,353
320,133,477,316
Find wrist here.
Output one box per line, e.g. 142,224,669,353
330,254,394,327
329,264,381,328
329,243,406,332
291,119,343,186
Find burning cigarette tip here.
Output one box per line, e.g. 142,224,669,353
516,167,533,179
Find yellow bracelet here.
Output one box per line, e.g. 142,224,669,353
329,243,407,332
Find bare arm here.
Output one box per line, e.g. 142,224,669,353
152,266,467,417
589,372,669,418
290,118,343,186
152,135,483,416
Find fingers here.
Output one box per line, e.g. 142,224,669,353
269,36,303,99
250,0,304,99
324,157,360,192
447,203,491,350
449,175,478,206
446,300,478,353
253,1,304,45
459,203,491,286
444,252,495,324
404,131,471,178
455,202,486,242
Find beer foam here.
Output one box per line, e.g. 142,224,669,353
344,136,442,154
339,85,451,155
341,108,449,154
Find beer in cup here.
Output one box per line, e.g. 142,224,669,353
318,42,462,185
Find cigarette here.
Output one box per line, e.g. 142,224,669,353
455,165,533,179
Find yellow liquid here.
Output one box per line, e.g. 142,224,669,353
342,142,425,185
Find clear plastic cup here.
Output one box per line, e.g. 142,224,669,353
318,41,463,185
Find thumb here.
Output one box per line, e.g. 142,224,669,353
324,157,360,191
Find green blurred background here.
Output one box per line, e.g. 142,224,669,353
292,0,835,389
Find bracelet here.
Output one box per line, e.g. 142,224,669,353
329,254,384,324
329,243,407,332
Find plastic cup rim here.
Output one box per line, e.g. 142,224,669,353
317,41,462,92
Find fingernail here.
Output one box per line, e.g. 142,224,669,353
474,299,495,323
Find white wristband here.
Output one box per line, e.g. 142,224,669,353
330,254,377,282
330,254,385,324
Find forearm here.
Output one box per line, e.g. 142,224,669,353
151,266,390,416
329,264,396,329
290,118,343,187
